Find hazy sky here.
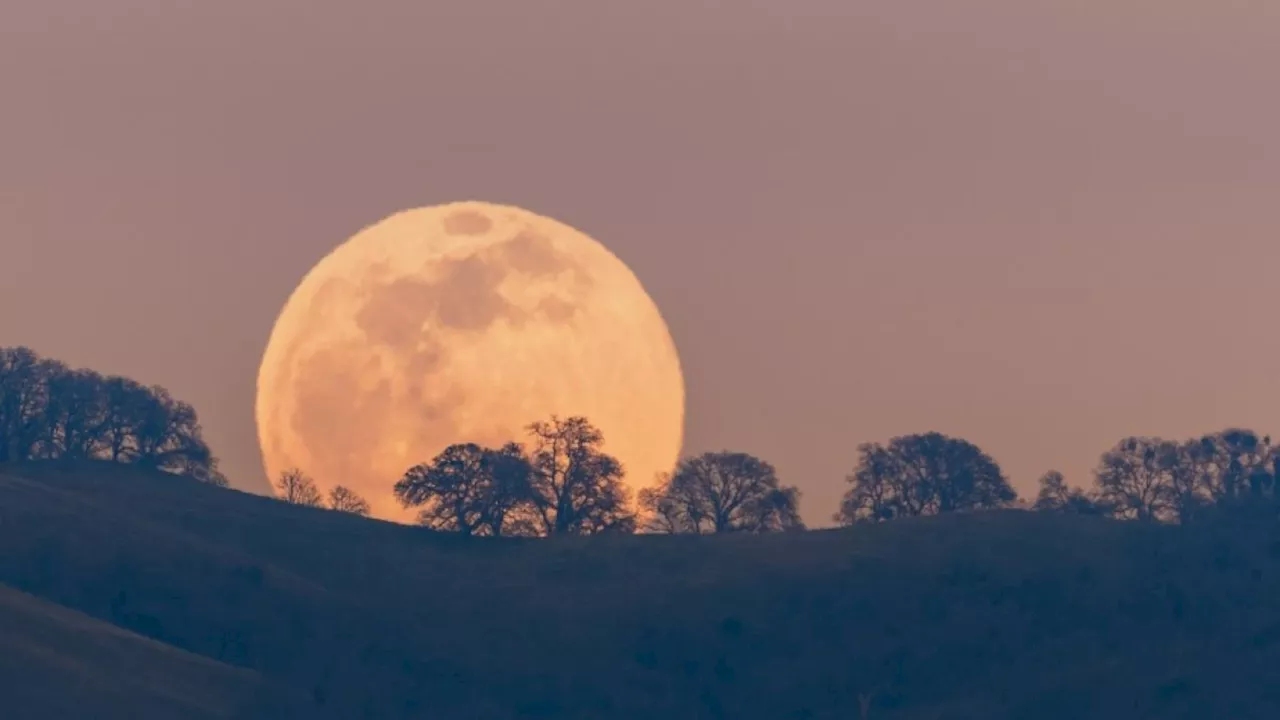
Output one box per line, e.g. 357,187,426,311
3,1,1279,523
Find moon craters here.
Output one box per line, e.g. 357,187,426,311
257,202,685,521
442,209,494,236
431,256,513,330
503,230,568,276
537,295,578,324
356,256,514,342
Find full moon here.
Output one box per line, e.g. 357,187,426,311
255,202,685,521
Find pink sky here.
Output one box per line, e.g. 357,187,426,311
3,0,1278,523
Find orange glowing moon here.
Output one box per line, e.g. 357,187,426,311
255,202,685,520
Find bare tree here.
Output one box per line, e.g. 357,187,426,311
836,432,1015,524
526,416,634,535
1032,470,1109,515
637,474,685,535
395,442,533,536
328,485,371,516
1184,429,1274,504
1086,429,1276,524
640,451,803,533
0,347,60,463
275,468,324,507
1094,437,1180,522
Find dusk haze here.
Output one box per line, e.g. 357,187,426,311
3,1,1280,718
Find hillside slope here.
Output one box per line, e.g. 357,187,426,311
3,461,1280,719
0,582,276,719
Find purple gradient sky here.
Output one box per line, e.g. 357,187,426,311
3,1,1278,523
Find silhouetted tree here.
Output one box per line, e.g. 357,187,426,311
275,469,324,507
328,485,371,516
1032,470,1110,515
836,432,1016,524
1184,429,1274,505
482,442,540,535
128,387,207,469
38,367,108,459
0,347,59,462
1093,437,1180,522
0,347,225,484
395,442,533,536
526,416,634,535
112,382,224,484
637,475,684,534
99,376,147,463
639,451,803,533
1087,429,1276,524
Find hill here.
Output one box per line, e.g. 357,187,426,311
3,460,1280,718
0,583,275,719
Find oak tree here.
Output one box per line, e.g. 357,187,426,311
526,416,634,535
395,442,532,536
640,451,803,533
837,432,1015,524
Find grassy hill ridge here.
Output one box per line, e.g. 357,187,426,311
0,581,282,719
4,461,1280,718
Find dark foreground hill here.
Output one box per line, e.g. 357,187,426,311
3,461,1280,719
0,583,277,719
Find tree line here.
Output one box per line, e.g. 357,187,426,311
10,345,1274,534
1032,429,1278,522
276,415,805,535
0,346,224,484
361,424,1279,535
834,428,1280,526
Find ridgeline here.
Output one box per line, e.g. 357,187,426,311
2,461,1279,719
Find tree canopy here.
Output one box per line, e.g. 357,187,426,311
395,417,634,537
1032,470,1111,516
836,432,1016,524
395,442,532,536
526,416,634,535
639,451,803,534
0,346,224,484
1039,428,1280,524
19,344,1280,535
